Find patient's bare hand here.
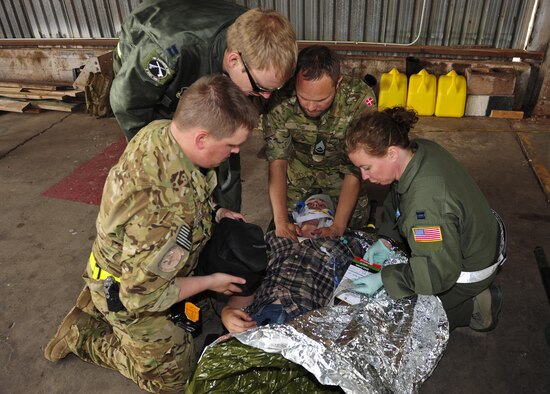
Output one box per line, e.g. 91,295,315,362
221,306,257,333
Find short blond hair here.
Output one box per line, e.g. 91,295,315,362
227,9,297,81
173,75,259,139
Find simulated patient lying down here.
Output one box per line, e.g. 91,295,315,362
193,230,449,393
222,227,368,333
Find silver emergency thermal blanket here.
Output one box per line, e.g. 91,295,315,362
233,293,447,393
191,249,449,393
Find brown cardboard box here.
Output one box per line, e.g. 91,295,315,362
465,67,516,95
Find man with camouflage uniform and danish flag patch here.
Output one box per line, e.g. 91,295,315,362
109,0,297,214
44,75,259,393
265,45,377,240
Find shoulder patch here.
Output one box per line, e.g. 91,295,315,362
364,96,375,107
166,44,178,57
144,55,172,83
412,226,442,242
158,245,184,273
176,224,193,251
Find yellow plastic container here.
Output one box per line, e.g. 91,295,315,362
435,70,467,117
406,69,437,116
378,68,408,110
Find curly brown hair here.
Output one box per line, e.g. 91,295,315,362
345,107,418,157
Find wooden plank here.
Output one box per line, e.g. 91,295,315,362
0,80,71,91
0,98,31,112
26,88,84,98
29,100,84,113
73,51,113,90
0,88,84,99
490,110,524,119
0,86,84,98
0,86,24,93
0,90,71,101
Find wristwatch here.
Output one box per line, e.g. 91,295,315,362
378,235,399,251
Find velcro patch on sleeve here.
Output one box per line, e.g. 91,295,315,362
364,96,375,106
176,224,193,251
143,52,173,84
412,226,443,242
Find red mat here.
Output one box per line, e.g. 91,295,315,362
42,138,127,205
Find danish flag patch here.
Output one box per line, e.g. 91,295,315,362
365,96,375,106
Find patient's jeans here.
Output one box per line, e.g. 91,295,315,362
252,304,289,326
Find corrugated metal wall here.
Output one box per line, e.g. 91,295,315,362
0,0,537,49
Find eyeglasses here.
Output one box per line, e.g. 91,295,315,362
239,52,284,93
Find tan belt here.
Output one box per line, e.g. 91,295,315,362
89,252,120,283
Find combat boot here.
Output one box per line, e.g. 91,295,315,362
469,285,502,332
44,287,93,362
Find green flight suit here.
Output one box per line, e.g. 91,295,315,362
67,120,216,392
265,74,377,229
379,139,500,330
110,0,247,212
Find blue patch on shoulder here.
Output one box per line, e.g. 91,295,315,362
167,44,178,57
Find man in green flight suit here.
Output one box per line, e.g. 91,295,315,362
44,75,260,393
110,0,298,213
265,45,377,240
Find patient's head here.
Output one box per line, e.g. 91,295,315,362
306,197,329,211
292,194,334,239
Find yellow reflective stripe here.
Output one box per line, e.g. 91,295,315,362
89,252,120,282
116,42,122,59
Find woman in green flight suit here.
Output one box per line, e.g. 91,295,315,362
344,107,506,332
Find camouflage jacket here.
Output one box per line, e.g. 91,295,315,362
110,0,247,140
91,120,216,314
265,74,377,178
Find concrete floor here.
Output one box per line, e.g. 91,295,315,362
0,111,549,393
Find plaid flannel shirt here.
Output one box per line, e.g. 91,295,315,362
247,231,371,319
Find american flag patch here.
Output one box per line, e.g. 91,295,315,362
412,226,443,242
176,224,193,251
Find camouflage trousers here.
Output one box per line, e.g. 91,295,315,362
285,164,369,230
69,283,194,393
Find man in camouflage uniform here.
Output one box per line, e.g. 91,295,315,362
110,0,297,213
265,46,377,240
44,75,259,393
